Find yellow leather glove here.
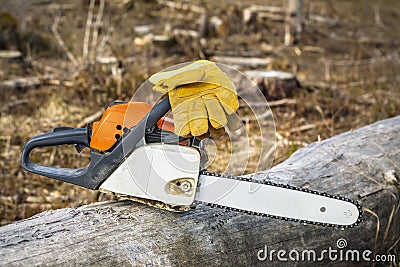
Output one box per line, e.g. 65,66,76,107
149,60,234,93
149,60,240,138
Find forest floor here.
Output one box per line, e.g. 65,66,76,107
0,0,399,229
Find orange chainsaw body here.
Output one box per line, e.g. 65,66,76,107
90,102,175,151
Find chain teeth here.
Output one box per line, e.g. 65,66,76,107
198,170,363,229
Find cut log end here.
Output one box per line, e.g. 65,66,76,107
244,70,301,100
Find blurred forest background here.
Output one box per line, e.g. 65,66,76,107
0,0,399,226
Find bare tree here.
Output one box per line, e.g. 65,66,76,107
284,0,303,45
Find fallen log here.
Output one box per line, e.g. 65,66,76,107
243,5,284,24
211,56,272,68
0,116,399,266
0,76,74,90
0,50,23,62
0,77,41,90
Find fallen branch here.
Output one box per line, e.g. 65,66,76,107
0,50,23,62
0,76,74,90
1,99,29,112
305,75,400,90
289,123,317,133
211,56,272,68
243,5,284,24
51,13,79,67
0,77,41,90
76,110,104,128
158,0,205,14
42,77,74,87
240,98,297,108
322,50,400,66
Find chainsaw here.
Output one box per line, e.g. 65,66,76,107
22,97,362,228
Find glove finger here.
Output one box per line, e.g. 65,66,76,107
203,95,228,129
226,112,241,132
215,87,239,114
172,100,191,137
189,98,209,137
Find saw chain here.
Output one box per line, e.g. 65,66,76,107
101,170,363,229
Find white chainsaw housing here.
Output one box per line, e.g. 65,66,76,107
100,143,200,206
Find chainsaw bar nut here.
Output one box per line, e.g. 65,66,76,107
180,180,192,193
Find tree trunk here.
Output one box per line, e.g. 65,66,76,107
0,116,399,266
284,0,303,45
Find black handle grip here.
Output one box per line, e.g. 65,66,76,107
21,97,171,189
21,127,90,179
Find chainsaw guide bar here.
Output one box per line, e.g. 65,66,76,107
195,171,363,229
100,169,363,229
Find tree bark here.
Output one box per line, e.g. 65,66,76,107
0,116,399,266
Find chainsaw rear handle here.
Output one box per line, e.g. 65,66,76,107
21,97,171,189
21,127,90,178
